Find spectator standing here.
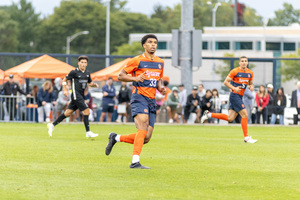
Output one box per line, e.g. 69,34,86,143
198,83,206,101
291,81,300,124
184,86,201,123
178,84,187,117
53,77,62,99
211,89,222,124
0,74,30,120
54,90,70,120
266,84,275,124
100,77,116,122
117,82,132,123
37,81,56,123
270,88,286,125
166,87,181,123
243,85,255,124
200,90,213,123
255,85,269,124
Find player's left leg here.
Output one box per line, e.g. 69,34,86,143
238,109,257,143
82,108,98,138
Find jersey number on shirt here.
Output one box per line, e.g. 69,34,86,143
241,83,246,89
149,79,157,87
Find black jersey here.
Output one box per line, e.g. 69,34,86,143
66,68,92,100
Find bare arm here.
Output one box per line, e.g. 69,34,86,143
62,77,69,97
157,78,166,95
88,82,98,88
224,76,241,93
118,69,145,82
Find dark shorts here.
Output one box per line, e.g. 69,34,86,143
229,93,245,113
131,93,156,127
102,104,114,113
68,99,88,111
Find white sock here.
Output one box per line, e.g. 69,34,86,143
207,113,212,118
115,135,121,142
244,136,249,141
132,155,140,163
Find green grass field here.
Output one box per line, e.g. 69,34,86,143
0,123,299,200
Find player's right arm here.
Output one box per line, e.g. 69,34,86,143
118,69,145,82
224,76,241,93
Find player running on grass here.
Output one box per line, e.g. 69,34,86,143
201,56,257,143
105,34,166,169
47,55,99,138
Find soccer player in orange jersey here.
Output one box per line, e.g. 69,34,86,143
105,34,166,169
201,56,257,143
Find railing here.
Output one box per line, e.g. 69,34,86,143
0,95,37,122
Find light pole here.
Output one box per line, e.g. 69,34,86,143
105,0,111,68
207,2,221,80
66,30,89,63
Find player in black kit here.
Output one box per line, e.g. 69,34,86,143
47,55,99,138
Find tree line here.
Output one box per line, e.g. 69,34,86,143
1,0,300,55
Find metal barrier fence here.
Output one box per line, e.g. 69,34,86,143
0,95,37,122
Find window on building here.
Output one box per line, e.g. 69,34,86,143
216,42,230,50
256,41,261,51
284,42,295,51
157,42,167,50
266,42,281,51
235,42,252,50
202,41,208,50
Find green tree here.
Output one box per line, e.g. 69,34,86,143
268,3,300,26
0,9,19,52
9,0,41,52
280,49,300,81
112,41,143,55
243,7,263,26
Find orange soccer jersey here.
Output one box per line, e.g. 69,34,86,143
227,67,253,96
123,53,164,99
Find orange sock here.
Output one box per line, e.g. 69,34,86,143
211,113,228,121
132,129,147,156
120,133,136,144
241,118,248,137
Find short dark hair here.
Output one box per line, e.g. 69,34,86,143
239,56,248,61
108,77,113,80
141,34,158,47
78,55,89,61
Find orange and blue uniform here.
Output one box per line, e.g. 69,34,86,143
227,67,253,112
123,53,164,127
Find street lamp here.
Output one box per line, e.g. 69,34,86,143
105,0,111,68
207,2,221,80
66,30,89,63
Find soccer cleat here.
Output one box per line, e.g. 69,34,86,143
47,123,54,137
86,131,98,138
201,110,210,124
130,162,150,169
244,136,258,143
105,132,117,155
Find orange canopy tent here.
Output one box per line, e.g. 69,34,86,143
5,54,75,79
91,58,169,82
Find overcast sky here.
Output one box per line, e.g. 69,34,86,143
1,0,300,20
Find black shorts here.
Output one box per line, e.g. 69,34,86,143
102,104,114,113
67,99,88,111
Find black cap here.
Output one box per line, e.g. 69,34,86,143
192,86,198,90
9,74,14,79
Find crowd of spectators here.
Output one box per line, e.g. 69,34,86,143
1,74,300,125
